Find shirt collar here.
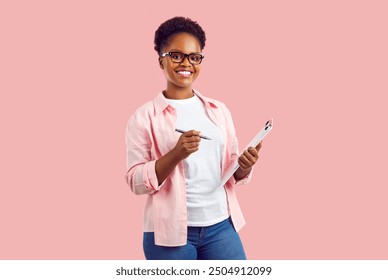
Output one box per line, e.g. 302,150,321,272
153,89,218,115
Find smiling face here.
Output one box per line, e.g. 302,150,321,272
158,32,202,98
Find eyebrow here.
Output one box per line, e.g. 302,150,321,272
169,49,202,54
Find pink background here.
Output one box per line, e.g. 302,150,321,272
1,0,387,259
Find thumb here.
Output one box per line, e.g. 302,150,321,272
255,141,263,151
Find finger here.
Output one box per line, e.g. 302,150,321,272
255,141,263,151
186,142,200,148
181,142,200,152
247,147,259,158
186,145,200,154
238,157,250,169
183,136,201,143
243,149,257,163
191,136,201,142
184,130,200,137
239,154,251,166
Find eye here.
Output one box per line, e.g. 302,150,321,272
190,55,201,61
171,52,183,60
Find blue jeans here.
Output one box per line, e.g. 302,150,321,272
143,217,246,260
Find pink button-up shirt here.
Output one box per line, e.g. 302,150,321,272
125,89,253,246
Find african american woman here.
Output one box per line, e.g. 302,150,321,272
125,17,262,260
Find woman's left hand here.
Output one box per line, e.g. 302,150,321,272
238,141,262,171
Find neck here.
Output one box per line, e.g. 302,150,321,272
163,85,193,100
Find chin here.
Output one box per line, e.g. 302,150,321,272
175,80,194,88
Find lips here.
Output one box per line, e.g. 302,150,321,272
175,70,193,78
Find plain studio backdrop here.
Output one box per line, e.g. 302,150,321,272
0,0,387,259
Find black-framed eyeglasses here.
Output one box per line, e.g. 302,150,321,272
161,51,204,65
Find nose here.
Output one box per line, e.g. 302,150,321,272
180,55,192,66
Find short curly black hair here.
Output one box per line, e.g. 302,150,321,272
154,16,206,55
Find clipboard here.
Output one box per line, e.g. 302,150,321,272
220,118,273,187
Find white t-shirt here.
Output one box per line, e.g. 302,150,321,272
166,94,229,226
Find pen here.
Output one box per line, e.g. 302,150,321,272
175,129,212,140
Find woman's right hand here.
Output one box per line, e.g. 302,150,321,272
172,130,201,161
155,130,201,186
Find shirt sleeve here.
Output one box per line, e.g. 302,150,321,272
125,114,166,195
223,104,254,187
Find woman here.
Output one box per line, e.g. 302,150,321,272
125,16,262,260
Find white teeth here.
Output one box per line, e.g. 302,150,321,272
178,71,191,75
